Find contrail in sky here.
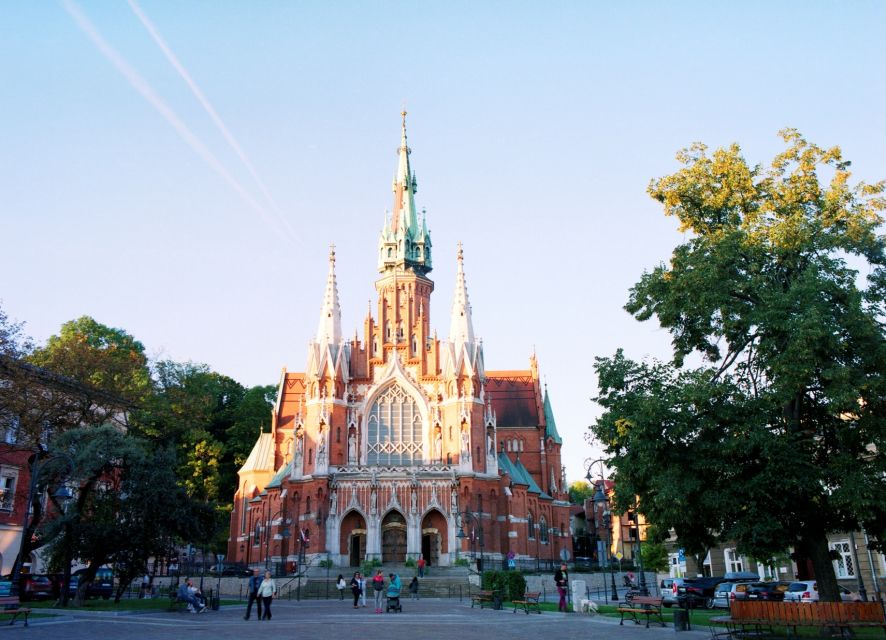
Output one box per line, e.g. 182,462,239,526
60,0,298,246
126,0,298,243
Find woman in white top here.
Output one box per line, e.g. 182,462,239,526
258,570,277,620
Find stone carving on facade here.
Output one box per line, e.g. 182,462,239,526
410,488,417,513
370,488,377,515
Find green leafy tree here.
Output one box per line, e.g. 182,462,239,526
591,131,886,602
568,480,594,506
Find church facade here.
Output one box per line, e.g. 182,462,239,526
227,115,572,569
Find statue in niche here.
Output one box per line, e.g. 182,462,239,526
370,489,378,515
434,428,442,461
330,489,337,514
317,428,327,463
487,431,494,456
294,433,304,460
450,489,458,515
461,428,470,455
411,489,417,513
347,430,357,465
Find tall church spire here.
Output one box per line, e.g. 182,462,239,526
315,245,342,344
378,111,432,275
448,242,475,349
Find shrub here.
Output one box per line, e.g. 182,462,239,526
454,558,470,567
481,570,526,600
404,558,416,568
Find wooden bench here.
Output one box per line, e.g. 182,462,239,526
0,595,31,627
617,595,665,628
512,591,541,614
471,590,497,609
712,601,886,637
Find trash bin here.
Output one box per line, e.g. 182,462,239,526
493,593,503,610
673,608,688,632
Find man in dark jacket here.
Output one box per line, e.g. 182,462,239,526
554,563,569,612
244,568,262,620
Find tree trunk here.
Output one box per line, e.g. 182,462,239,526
799,534,840,602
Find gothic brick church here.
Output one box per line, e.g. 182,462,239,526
227,115,572,569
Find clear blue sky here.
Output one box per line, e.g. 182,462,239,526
2,1,884,484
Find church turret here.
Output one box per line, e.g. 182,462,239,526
378,111,432,275
316,245,342,344
442,244,484,384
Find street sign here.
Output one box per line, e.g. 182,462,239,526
560,548,571,562
615,551,623,560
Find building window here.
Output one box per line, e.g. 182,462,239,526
527,512,535,540
240,496,248,533
724,548,743,573
253,521,261,546
831,540,855,578
0,471,16,511
539,517,549,543
366,384,423,466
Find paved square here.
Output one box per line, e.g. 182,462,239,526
12,599,708,640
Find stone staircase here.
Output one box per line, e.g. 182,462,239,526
296,564,477,599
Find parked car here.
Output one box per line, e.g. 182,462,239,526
743,581,787,602
660,577,687,608
17,574,57,601
209,563,252,577
678,576,726,608
784,581,860,603
68,567,114,600
712,581,755,608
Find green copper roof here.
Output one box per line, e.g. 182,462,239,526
543,387,562,444
266,461,292,489
497,452,552,500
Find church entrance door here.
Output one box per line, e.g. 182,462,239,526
381,511,406,563
349,534,365,567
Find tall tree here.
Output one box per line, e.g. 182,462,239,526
591,131,886,601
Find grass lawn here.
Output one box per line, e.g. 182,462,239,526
26,598,240,612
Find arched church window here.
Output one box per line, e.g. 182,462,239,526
336,427,341,443
253,521,261,546
366,384,424,466
527,512,535,540
386,322,392,341
411,334,417,354
539,516,549,543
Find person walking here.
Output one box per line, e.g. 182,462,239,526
417,556,426,577
554,562,569,612
336,574,346,600
371,569,385,613
350,572,362,608
258,570,277,620
409,576,419,600
244,568,262,620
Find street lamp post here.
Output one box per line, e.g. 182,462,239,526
455,511,483,573
629,507,649,596
587,458,619,603
264,506,292,574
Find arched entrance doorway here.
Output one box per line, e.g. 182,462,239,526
381,511,406,563
339,510,367,567
420,509,447,566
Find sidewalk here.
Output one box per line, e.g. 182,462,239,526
6,598,711,640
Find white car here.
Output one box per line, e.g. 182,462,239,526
783,581,860,602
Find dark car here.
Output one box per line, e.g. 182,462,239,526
742,581,787,602
209,563,252,577
68,567,114,600
677,576,725,608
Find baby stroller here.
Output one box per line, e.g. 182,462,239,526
386,574,402,613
